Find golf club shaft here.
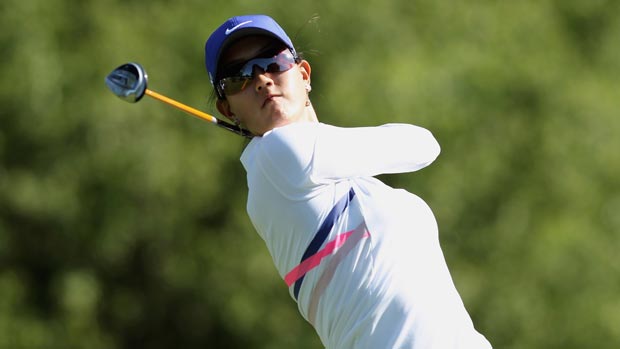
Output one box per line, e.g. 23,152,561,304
144,89,252,138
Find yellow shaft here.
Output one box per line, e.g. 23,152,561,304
145,89,217,124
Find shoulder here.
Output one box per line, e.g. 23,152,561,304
260,122,322,155
265,121,321,142
241,122,322,173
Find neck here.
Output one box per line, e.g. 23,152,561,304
303,103,319,123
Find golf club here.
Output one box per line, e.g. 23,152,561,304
105,62,253,138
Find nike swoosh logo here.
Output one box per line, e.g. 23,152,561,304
225,20,252,35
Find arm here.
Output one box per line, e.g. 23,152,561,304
255,122,440,188
312,123,441,179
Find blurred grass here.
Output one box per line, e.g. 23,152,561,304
1,0,619,348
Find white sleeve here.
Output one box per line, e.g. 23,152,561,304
254,122,440,190
250,122,324,198
313,123,441,179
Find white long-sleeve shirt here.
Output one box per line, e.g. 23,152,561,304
240,121,492,349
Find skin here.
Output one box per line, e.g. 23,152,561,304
216,36,318,136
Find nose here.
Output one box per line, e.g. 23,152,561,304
253,66,274,93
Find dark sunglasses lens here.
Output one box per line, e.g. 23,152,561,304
243,54,295,75
221,76,251,96
220,50,297,96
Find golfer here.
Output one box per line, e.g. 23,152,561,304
205,14,493,349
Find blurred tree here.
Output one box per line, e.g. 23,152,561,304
1,0,618,348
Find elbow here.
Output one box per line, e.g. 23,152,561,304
406,127,441,171
424,129,441,163
430,132,441,160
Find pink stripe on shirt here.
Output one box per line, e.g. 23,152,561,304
285,229,362,287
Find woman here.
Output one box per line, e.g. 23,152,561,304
204,14,492,349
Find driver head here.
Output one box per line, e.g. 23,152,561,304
105,62,148,103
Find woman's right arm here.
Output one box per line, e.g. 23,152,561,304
256,122,440,188
312,123,440,180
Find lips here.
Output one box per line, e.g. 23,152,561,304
262,94,281,108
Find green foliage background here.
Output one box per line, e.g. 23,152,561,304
1,0,619,348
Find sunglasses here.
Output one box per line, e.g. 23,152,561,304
217,48,299,98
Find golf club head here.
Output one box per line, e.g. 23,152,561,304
105,62,148,103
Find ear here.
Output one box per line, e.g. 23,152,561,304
299,59,312,83
216,99,234,121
